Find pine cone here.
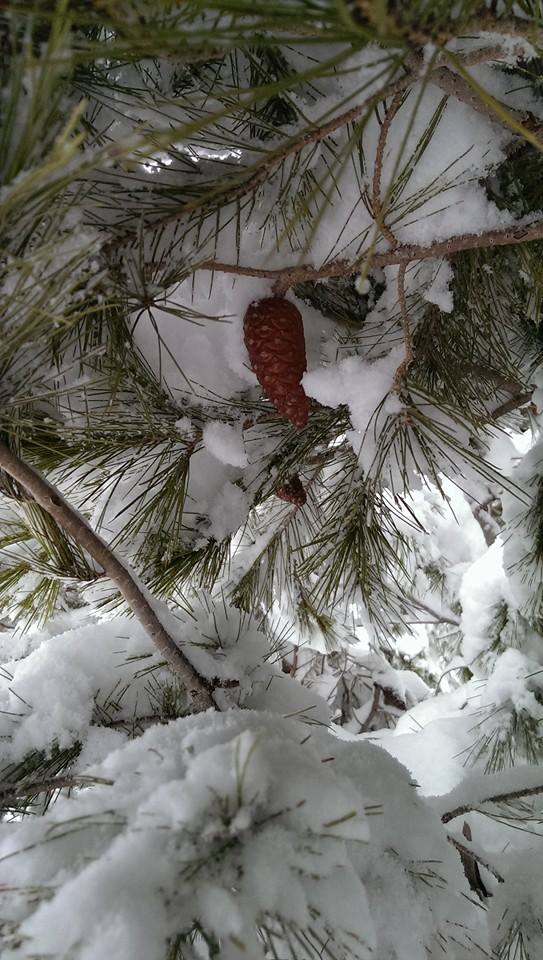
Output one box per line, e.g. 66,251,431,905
275,475,306,506
243,297,310,429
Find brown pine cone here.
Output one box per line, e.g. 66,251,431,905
275,474,306,507
243,297,310,429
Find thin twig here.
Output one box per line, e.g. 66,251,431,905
406,596,461,627
442,783,543,823
372,90,405,248
0,440,215,713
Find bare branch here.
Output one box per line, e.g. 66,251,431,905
0,440,215,713
430,64,535,129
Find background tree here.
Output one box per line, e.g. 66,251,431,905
2,2,543,959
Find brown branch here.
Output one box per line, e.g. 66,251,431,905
458,44,519,67
431,65,520,124
399,13,543,52
197,218,543,289
442,783,543,824
459,15,543,48
430,64,543,139
0,440,215,713
371,90,405,248
379,220,543,263
491,391,534,419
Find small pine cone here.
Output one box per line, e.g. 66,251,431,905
244,297,310,429
275,474,306,507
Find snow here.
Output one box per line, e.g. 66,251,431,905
202,421,248,467
206,481,249,540
0,713,377,960
129,274,261,407
489,851,543,958
431,763,543,820
303,348,404,473
0,615,166,762
422,259,454,312
459,541,514,664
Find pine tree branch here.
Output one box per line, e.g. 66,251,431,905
458,44,521,67
390,11,543,52
442,783,543,823
463,15,543,47
463,364,528,396
358,684,382,732
0,775,114,799
0,440,215,713
148,46,513,237
198,219,543,286
150,70,414,232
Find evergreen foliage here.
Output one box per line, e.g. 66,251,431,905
3,2,543,959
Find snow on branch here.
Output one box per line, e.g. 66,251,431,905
435,766,543,823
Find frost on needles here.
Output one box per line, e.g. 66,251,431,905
2,2,543,960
